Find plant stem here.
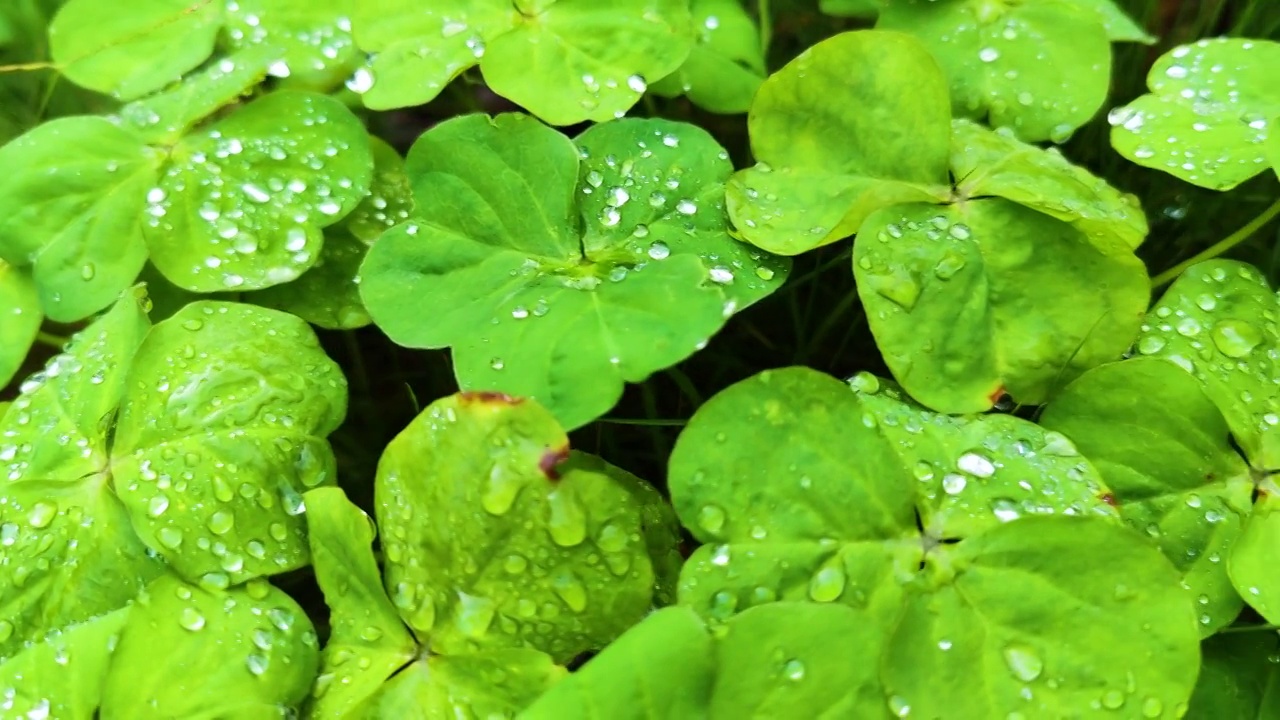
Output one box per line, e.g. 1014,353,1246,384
35,331,68,348
758,0,773,57
596,417,687,427
1151,196,1280,288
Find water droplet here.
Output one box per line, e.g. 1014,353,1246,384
1102,689,1126,709
783,658,806,681
179,607,206,631
1210,319,1261,358
1137,335,1166,354
1141,697,1163,717
28,501,56,528
808,564,846,602
709,267,734,284
888,695,911,717
698,504,726,534
552,571,588,612
647,241,670,260
1002,644,1043,682
547,487,586,547
942,473,967,495
957,452,995,478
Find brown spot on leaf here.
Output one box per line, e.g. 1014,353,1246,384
987,385,1007,407
457,391,524,405
539,445,570,480
1100,493,1118,507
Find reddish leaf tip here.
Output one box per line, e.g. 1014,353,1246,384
457,391,524,405
987,385,1007,407
1100,493,1118,507
539,445,571,480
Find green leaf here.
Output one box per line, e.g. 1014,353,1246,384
1135,259,1279,470
118,44,279,145
670,368,918,632
668,367,1199,716
1229,495,1280,625
854,199,1149,412
359,113,786,429
819,0,880,18
145,90,374,293
0,117,161,322
353,650,564,718
521,606,713,719
305,487,417,717
48,0,223,99
878,0,1118,142
223,0,361,91
1039,357,1254,634
650,0,766,115
847,372,1118,541
343,136,414,246
725,30,953,255
252,228,372,329
353,0,693,124
0,288,164,656
1108,38,1280,190
375,392,662,661
882,517,1200,719
100,574,320,718
525,602,887,718
1187,631,1280,718
950,119,1148,252
110,301,348,585
0,607,131,720
0,259,40,387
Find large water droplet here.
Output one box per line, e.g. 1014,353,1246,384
1210,319,1261,358
547,487,587,547
1002,644,1043,682
808,564,846,602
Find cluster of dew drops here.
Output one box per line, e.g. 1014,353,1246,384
142,96,357,290
1107,39,1271,182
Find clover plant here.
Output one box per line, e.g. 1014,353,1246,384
4,2,1280,718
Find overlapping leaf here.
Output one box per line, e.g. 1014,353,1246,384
0,259,40,387
1040,357,1254,634
0,89,373,321
49,0,358,99
725,30,954,255
650,0,766,115
359,113,786,429
523,603,885,718
305,394,678,716
100,574,319,717
854,198,1149,412
877,0,1149,142
351,0,693,124
668,367,1199,718
1109,38,1280,190
305,487,564,719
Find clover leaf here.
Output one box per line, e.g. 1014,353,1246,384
1134,260,1278,471
351,0,693,124
0,89,373,321
359,113,786,429
305,487,564,718
650,0,766,115
1108,37,1280,190
725,30,954,256
112,300,347,585
0,259,40,387
877,0,1149,142
1040,357,1254,634
48,0,358,100
145,90,373,292
524,602,886,718
855,198,1149,412
0,117,162,321
669,367,1199,718
376,391,675,660
48,0,224,100
99,574,319,717
253,136,412,330
950,119,1148,252
0,607,130,720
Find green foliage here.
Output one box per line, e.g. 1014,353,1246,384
359,113,787,429
4,2,1280,717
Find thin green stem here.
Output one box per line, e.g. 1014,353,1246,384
35,331,69,348
758,0,773,57
1152,196,1280,288
1218,622,1280,634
